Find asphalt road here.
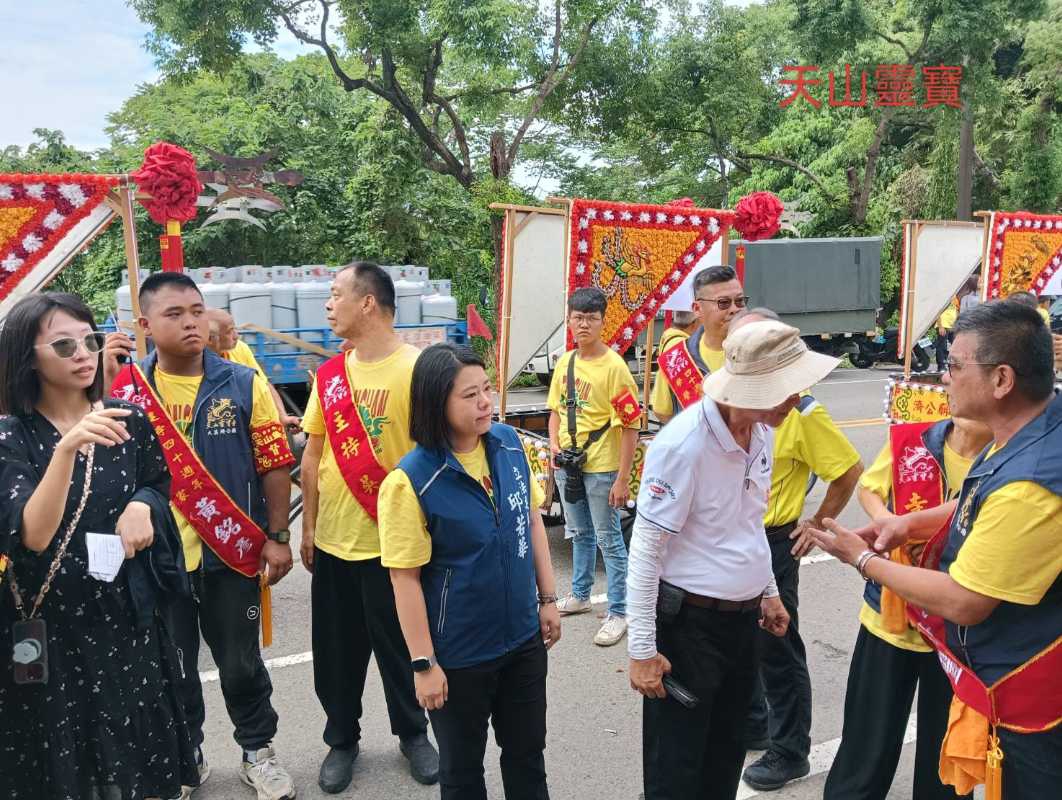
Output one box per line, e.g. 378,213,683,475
189,367,979,799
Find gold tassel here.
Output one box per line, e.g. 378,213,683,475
984,729,1004,800
259,576,273,648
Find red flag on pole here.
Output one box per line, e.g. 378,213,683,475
466,304,493,340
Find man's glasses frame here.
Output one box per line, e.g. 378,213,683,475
694,295,750,311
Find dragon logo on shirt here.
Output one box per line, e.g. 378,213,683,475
897,445,935,485
206,398,238,435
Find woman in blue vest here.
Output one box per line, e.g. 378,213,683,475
379,343,561,800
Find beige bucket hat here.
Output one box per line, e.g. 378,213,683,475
703,320,839,409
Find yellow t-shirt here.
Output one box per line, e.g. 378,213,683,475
301,344,419,561
657,327,690,353
650,336,725,419
547,349,640,474
154,367,283,571
379,441,546,569
857,435,975,651
949,445,1062,604
1037,306,1051,325
224,339,267,379
763,400,860,529
938,305,959,330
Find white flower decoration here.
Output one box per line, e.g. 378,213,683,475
655,212,667,223
673,214,685,225
623,327,633,340
25,183,45,200
43,211,65,230
0,184,13,200
639,212,651,223
603,210,614,221
22,233,43,253
58,183,88,208
690,215,702,226
2,254,24,272
620,211,632,221
577,240,588,253
587,208,597,219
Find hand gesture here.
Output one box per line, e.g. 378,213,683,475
789,519,818,559
57,407,132,455
415,666,448,711
116,500,154,558
809,518,883,566
630,653,672,698
300,526,316,574
609,477,631,509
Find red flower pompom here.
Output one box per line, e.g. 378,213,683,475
131,142,202,225
733,191,784,242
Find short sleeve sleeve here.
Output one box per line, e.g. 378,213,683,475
249,374,295,473
0,419,37,554
949,481,1062,604
379,469,432,569
526,450,546,509
795,405,861,483
546,353,567,414
610,358,642,429
859,443,893,502
635,438,695,534
302,382,325,436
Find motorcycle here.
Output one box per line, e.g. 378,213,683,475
852,327,932,372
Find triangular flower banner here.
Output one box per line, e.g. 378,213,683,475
567,199,738,353
984,211,1062,299
0,174,119,305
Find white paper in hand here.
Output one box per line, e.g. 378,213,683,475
86,532,125,582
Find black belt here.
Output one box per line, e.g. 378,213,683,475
683,591,763,612
765,521,797,543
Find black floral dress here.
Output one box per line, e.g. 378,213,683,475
0,400,198,799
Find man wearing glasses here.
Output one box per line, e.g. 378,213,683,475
651,265,749,424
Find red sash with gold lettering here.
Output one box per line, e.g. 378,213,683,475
908,521,1062,731
316,354,389,521
111,364,266,577
658,338,704,410
889,422,944,515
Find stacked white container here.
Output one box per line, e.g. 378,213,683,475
394,278,425,325
229,266,272,331
198,267,231,312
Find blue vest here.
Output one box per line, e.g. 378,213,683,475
863,419,952,613
397,424,540,669
139,349,266,573
941,394,1062,684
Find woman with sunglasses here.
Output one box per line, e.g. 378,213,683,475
379,343,561,799
0,293,197,800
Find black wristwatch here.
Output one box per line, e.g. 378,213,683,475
267,529,291,544
411,655,437,673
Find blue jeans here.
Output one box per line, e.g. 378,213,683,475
554,469,627,617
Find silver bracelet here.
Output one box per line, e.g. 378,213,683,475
856,550,881,580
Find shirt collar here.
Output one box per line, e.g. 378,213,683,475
700,396,764,456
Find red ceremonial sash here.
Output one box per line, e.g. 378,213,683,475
908,520,1062,732
889,421,944,514
316,354,389,521
111,364,266,577
658,338,705,410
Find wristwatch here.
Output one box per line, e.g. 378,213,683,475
411,655,438,673
267,529,291,544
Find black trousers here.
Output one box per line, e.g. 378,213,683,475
643,603,761,800
746,525,812,761
164,566,278,751
997,724,1062,799
428,635,549,800
934,330,952,370
311,548,427,748
824,624,970,800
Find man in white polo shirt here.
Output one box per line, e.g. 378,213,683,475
627,320,840,800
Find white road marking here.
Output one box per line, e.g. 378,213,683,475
820,377,890,386
735,714,917,798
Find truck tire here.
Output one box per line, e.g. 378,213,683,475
537,372,552,387
851,350,875,369
912,346,931,373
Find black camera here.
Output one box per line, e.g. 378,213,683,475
555,448,588,504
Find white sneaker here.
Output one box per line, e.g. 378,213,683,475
180,747,211,798
240,746,296,800
594,615,628,646
556,594,592,615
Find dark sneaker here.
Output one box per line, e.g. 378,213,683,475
741,750,811,791
400,734,440,785
318,744,358,794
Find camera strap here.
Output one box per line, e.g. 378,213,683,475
565,351,609,451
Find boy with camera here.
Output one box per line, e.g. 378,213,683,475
547,287,641,646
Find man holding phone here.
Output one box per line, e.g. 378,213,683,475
626,318,839,800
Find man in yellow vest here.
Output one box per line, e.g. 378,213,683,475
300,262,438,794
813,301,1062,799
651,266,747,424
727,309,863,792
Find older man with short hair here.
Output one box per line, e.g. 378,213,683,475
627,319,839,800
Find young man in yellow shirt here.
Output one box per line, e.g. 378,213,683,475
548,287,641,647
651,265,747,424
727,310,863,791
300,262,437,794
935,297,959,371
814,301,1062,799
110,272,297,800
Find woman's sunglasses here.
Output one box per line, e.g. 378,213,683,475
35,331,107,359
